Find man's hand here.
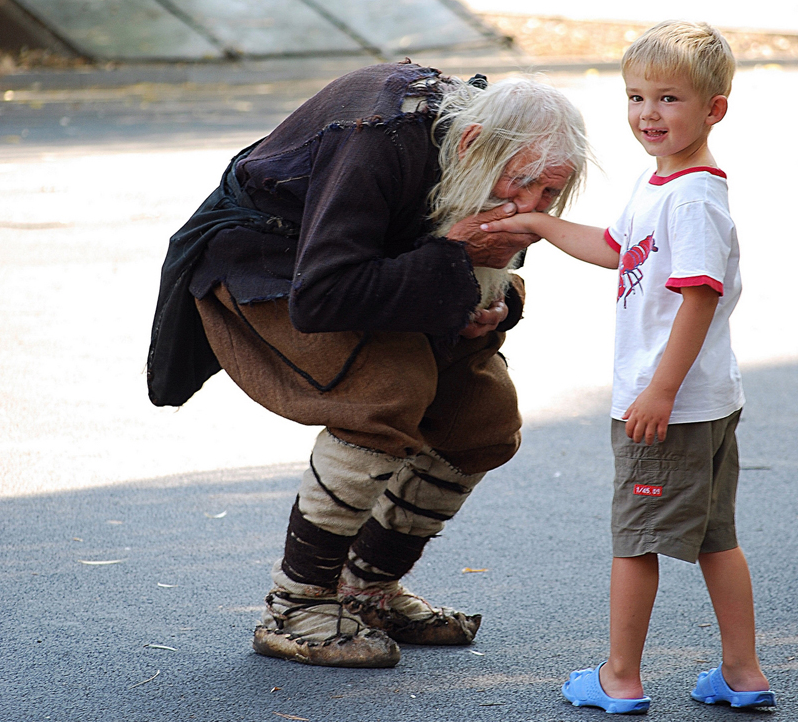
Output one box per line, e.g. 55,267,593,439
460,299,508,339
447,203,541,269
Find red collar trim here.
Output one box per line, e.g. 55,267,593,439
649,167,727,185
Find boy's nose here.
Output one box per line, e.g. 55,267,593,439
641,102,659,120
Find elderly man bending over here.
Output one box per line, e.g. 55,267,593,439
148,61,587,668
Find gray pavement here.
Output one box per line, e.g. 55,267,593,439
1,63,796,721
1,362,796,721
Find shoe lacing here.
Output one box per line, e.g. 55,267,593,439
338,581,439,622
266,590,369,644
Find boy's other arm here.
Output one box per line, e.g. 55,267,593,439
481,213,619,268
624,284,720,444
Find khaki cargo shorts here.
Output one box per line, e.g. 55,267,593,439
611,409,742,563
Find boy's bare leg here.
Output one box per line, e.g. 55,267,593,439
600,554,659,699
698,547,770,691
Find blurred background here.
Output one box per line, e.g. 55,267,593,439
1,0,796,71
1,1,796,497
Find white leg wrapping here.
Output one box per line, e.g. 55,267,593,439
296,429,403,537
253,430,406,666
337,447,485,645
370,446,485,537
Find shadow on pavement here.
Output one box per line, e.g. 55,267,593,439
1,361,795,721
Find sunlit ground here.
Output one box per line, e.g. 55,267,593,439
464,0,798,31
0,65,795,497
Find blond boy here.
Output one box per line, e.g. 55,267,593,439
483,21,775,713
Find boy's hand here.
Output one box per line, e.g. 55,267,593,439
622,285,720,445
481,213,620,269
479,211,546,236
448,203,542,269
623,387,674,444
460,299,508,339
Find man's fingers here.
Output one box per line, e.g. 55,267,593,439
471,300,506,326
460,299,508,338
447,204,515,243
478,202,516,222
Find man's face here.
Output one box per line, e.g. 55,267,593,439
490,148,573,214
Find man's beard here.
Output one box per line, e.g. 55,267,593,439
433,196,521,311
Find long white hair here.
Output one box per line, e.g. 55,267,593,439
429,76,590,306
430,76,588,228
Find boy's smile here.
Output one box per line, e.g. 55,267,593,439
624,70,726,175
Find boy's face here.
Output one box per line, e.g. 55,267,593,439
624,69,720,173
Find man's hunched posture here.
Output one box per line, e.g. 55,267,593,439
147,61,588,667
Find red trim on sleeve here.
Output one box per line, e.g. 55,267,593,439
649,167,727,185
666,275,724,296
604,228,622,253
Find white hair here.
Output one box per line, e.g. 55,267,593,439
429,75,590,306
430,75,589,230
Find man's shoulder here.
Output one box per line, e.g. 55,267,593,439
317,61,442,114
244,62,440,162
331,60,441,86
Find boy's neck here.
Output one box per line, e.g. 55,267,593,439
655,139,717,177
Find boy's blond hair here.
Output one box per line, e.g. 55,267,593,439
622,21,736,99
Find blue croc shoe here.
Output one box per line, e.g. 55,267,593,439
691,665,776,708
562,662,652,714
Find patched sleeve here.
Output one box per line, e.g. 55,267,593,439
666,201,733,296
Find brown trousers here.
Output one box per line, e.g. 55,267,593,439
196,285,522,474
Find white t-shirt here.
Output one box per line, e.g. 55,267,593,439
605,167,744,423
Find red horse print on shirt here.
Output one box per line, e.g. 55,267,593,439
618,232,658,308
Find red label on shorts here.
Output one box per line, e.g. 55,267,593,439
634,484,663,497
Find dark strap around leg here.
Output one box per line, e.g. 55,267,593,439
347,517,431,582
281,500,355,587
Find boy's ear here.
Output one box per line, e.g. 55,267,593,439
706,95,728,127
458,123,482,160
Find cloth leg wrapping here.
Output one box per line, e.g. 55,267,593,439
281,501,354,588
280,429,402,587
348,447,485,582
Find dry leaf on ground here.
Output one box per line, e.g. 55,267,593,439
78,559,126,565
129,670,161,689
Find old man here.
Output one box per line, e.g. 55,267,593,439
148,60,587,668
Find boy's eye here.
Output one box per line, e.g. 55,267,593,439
662,95,677,102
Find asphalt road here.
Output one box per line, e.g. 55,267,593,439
1,62,796,721
1,367,796,722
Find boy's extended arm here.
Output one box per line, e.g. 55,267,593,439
624,284,720,444
481,212,619,268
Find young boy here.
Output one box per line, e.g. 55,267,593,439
482,21,775,713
